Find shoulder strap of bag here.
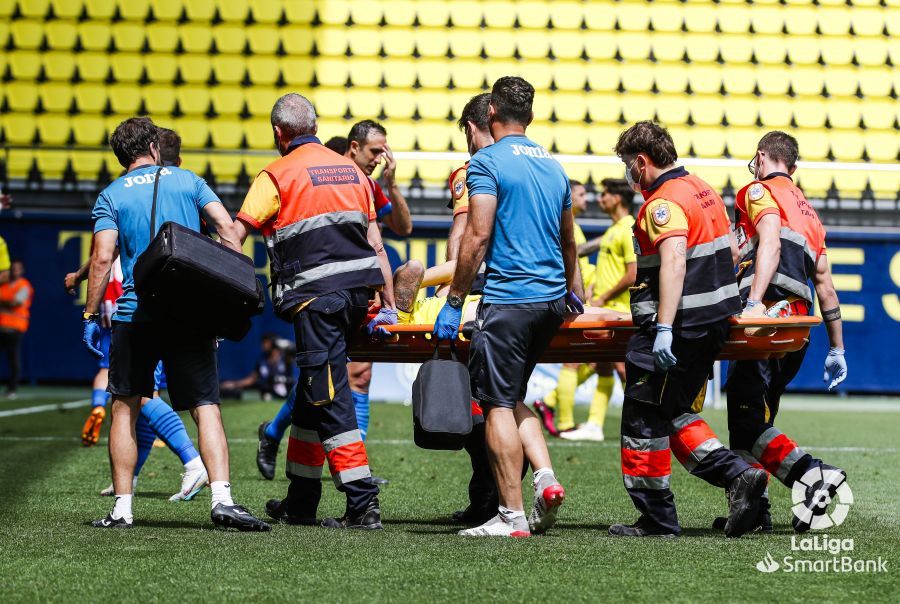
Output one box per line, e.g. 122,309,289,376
149,166,163,239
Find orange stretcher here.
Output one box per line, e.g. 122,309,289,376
350,316,821,364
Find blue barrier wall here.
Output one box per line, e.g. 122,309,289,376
1,214,897,393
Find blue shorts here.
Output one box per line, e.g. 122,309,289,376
154,362,168,392
98,327,112,370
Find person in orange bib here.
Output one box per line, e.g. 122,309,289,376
608,121,767,538
0,260,33,398
723,131,848,534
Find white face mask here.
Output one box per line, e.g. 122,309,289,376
624,158,642,193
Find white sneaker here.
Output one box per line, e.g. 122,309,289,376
458,513,531,537
169,465,209,502
529,475,566,534
559,422,605,442
100,476,138,497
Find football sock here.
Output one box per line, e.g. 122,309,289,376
554,367,578,431
497,505,529,531
210,481,234,509
141,397,199,465
112,494,133,522
352,390,370,441
587,375,614,428
265,386,296,441
576,363,596,383
91,388,109,408
134,415,157,476
184,456,204,472
533,467,556,488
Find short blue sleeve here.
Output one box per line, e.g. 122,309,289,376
91,193,118,233
193,173,220,210
466,152,498,198
562,177,572,211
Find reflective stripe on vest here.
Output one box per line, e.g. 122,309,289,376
636,232,733,269
0,279,31,332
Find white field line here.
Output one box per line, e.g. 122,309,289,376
0,435,895,454
0,399,91,418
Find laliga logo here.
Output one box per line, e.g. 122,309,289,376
756,552,780,573
791,466,853,530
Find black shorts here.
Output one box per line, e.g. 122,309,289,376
468,297,565,409
108,321,219,411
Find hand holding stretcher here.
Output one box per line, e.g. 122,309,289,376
350,313,821,364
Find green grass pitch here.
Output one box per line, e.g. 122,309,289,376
0,387,897,603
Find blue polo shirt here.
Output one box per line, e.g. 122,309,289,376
92,164,219,322
466,134,571,303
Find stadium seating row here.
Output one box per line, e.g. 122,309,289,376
4,147,896,202
4,0,898,33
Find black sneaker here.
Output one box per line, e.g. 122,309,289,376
211,503,272,532
264,498,317,526
451,503,497,525
713,496,773,534
91,514,133,529
724,468,768,538
608,516,678,538
791,464,847,534
322,497,383,530
256,422,280,481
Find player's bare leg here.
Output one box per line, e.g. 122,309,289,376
92,395,140,528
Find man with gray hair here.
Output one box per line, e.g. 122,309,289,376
234,93,396,529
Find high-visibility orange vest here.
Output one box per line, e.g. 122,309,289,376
0,277,33,333
734,174,826,304
632,168,741,329
259,136,384,318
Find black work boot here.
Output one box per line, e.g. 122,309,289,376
608,515,678,538
256,422,280,480
265,498,317,526
724,468,768,538
714,495,773,534
322,497,383,530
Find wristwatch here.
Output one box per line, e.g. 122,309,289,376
83,311,100,321
447,294,464,310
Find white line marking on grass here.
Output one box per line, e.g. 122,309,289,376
0,399,91,418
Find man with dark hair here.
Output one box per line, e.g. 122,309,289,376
0,260,32,398
433,76,581,538
721,131,848,534
157,128,182,167
609,120,766,538
220,333,294,401
324,136,349,156
83,116,269,531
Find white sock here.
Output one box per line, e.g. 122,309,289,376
184,456,204,472
498,505,528,531
112,494,133,522
210,481,234,509
533,467,555,488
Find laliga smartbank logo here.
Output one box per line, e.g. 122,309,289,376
791,466,853,530
755,536,887,574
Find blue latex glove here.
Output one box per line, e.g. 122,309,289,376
566,290,585,314
433,302,462,341
652,323,677,371
366,307,398,337
824,347,847,392
83,319,104,359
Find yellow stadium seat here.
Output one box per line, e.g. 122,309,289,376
414,28,450,58
39,82,73,113
718,6,751,35
416,121,452,152
243,152,274,177
726,128,763,159
73,83,107,113
311,25,345,56
10,20,43,50
484,32,518,61
212,56,245,85
350,0,384,26
146,23,179,53
174,118,210,148
753,36,787,65
695,166,729,193
683,33,719,64
145,55,177,84
553,92,587,124
864,132,899,163
37,115,71,145
720,65,755,96
347,27,382,57
648,4,685,33
794,172,828,200
690,127,727,158
447,1,482,29
783,7,817,35
3,115,37,145
687,65,722,95
418,58,452,89
178,55,212,84
72,115,107,145
309,89,347,119
313,57,350,88
517,62,553,92
0,21,7,49
19,0,49,18
850,8,885,37
482,0,515,28
448,60,485,91
383,120,415,150
281,57,314,86
185,0,215,21
621,94,657,124
792,98,827,129
832,171,868,199
548,1,582,30
817,7,851,36
860,100,897,131
719,35,753,66
84,0,115,19
209,154,244,182
583,2,615,31
620,63,654,94
553,62,587,92
583,32,616,63
9,51,42,81
869,172,900,199
380,0,415,27
515,29,549,60
78,22,111,53
517,0,551,29
112,23,145,54
5,82,39,112
449,89,479,117
213,25,246,55
345,57,382,88
109,54,143,83
656,97,691,129
827,99,862,130
382,28,415,57
690,96,726,127
529,92,553,122
248,0,280,23
71,151,107,180
820,38,853,67
51,0,83,18
830,131,865,162
40,52,74,82
617,33,651,62
149,0,180,21
588,125,625,156
857,69,892,99
45,21,77,51
585,62,621,93
793,130,829,161
589,164,626,188
244,119,274,150
418,160,459,185
180,24,213,54
242,26,279,56
417,0,451,28
244,87,278,117
108,85,142,115
681,5,717,34
822,66,858,97
750,7,786,35
887,11,900,37
216,0,248,22
552,124,588,155
755,66,790,96
176,86,211,116
416,90,452,121
546,31,583,61
723,98,757,128
855,39,888,67
758,98,793,128
211,86,245,116
615,3,650,33
789,66,824,97
119,0,150,21
650,34,686,63
143,85,176,115
209,119,244,149
784,37,820,66
447,29,482,60
526,123,553,149
347,89,383,121
36,150,71,180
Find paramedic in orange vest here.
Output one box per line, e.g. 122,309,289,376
0,259,33,398
233,93,396,530
609,121,767,538
725,131,848,533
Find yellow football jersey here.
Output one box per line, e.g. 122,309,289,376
591,215,636,313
